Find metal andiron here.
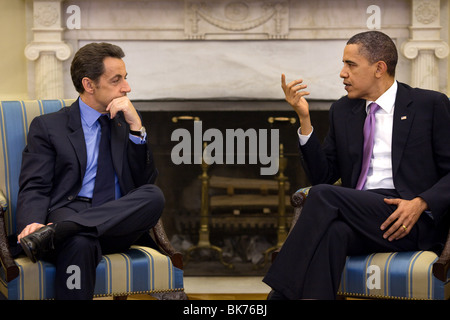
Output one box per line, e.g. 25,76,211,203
185,140,291,269
258,143,289,267
185,143,234,269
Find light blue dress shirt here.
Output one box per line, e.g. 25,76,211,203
77,98,146,200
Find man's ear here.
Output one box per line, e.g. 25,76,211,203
375,61,388,78
81,77,95,94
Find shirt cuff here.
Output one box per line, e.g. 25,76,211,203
298,126,313,146
129,132,147,144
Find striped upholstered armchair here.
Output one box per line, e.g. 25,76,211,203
0,100,185,300
288,187,450,300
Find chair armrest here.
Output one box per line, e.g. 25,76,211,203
289,187,311,230
0,191,19,282
151,219,183,270
432,230,450,282
290,187,311,208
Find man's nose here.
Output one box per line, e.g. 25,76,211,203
122,80,131,93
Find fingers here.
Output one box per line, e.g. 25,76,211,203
280,74,311,117
381,197,427,241
107,96,141,129
106,96,127,119
281,73,286,90
17,223,45,243
281,74,309,96
383,222,409,241
380,198,413,241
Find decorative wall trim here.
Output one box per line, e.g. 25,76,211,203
184,1,288,39
401,0,449,91
25,0,72,99
22,0,448,101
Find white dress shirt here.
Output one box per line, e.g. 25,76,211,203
299,81,398,190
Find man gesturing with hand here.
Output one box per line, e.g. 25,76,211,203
264,31,450,300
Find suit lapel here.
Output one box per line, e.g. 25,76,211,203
347,100,366,187
392,83,414,177
67,98,87,181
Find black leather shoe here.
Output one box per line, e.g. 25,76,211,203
20,225,56,263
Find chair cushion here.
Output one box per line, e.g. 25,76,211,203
339,251,449,300
0,246,184,300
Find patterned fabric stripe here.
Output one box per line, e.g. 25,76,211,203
340,254,368,294
133,245,178,290
3,246,183,299
364,252,397,297
339,251,446,300
96,252,131,295
128,246,155,292
7,257,55,300
94,245,183,297
403,251,439,299
0,101,28,235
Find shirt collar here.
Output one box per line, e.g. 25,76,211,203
79,97,104,128
365,80,398,114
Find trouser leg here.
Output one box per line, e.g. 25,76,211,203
54,184,165,238
300,220,363,299
52,235,101,300
97,184,165,254
263,184,421,299
47,184,165,299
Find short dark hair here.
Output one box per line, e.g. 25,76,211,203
70,42,125,93
347,31,398,77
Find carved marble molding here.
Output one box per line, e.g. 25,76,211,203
401,0,448,91
402,40,449,60
24,42,72,61
26,0,72,99
26,0,71,58
185,1,288,39
27,0,445,99
414,0,440,25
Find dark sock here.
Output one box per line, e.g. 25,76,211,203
53,221,93,244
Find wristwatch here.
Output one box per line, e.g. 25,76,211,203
130,126,146,138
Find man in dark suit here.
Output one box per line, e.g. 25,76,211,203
263,31,450,299
16,43,164,299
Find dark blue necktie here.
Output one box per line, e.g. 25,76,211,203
92,115,115,206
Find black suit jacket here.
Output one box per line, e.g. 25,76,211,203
300,82,450,245
17,98,158,232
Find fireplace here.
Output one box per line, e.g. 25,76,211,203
137,99,331,267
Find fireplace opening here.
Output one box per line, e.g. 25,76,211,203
139,100,331,272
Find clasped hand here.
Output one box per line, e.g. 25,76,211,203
106,96,142,131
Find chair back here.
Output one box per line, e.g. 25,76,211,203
0,99,74,235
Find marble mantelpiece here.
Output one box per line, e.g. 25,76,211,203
23,0,448,106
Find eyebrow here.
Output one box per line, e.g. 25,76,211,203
110,73,128,81
343,59,357,65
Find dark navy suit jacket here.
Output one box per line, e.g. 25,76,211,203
16,98,158,233
299,82,450,248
